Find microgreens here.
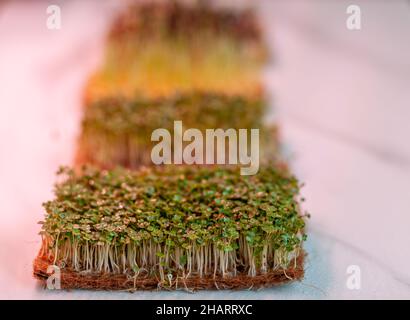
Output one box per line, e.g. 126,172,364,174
40,165,306,279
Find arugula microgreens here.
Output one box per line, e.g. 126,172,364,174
40,165,306,279
78,93,278,169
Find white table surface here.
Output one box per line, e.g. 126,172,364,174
0,0,409,299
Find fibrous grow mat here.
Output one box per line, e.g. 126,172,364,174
84,1,267,103
76,92,280,169
34,165,306,291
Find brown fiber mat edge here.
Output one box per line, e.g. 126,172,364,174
33,252,304,291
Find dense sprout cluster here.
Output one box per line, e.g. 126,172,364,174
42,165,305,254
85,3,267,103
109,2,263,44
83,93,264,137
85,36,265,102
78,93,278,169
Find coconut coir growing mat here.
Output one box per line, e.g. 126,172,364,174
33,253,304,291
